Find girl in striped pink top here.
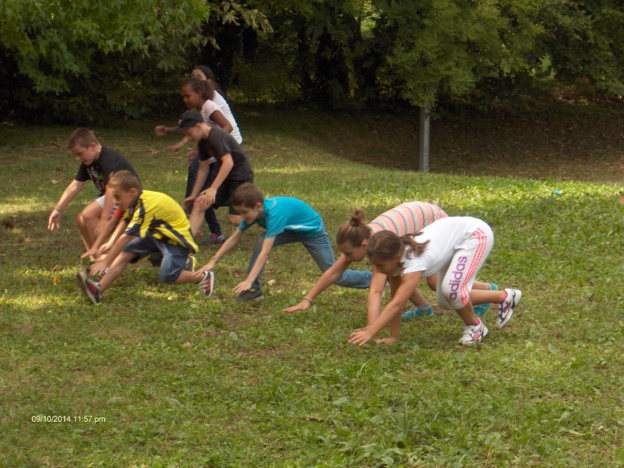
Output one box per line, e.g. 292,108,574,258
286,202,448,319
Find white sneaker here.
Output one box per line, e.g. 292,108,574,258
459,318,488,345
496,289,522,329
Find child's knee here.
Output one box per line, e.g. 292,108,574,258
228,214,242,226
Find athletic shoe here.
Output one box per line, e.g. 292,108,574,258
235,288,264,303
148,252,163,267
198,271,215,297
473,283,498,316
184,255,197,272
458,318,488,345
201,233,226,245
77,273,102,304
495,288,522,329
402,304,434,319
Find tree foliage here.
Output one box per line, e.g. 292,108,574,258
2,0,624,121
0,0,270,121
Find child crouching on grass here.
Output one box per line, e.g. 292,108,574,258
348,216,522,346
197,183,372,302
77,170,214,304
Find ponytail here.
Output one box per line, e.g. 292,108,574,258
336,209,371,247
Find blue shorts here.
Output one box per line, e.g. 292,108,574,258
123,234,190,283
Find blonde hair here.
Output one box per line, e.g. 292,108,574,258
336,209,372,247
367,231,429,261
108,170,141,192
67,128,100,149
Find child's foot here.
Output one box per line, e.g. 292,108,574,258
77,273,102,304
148,252,163,267
473,283,498,316
236,288,263,303
458,318,488,345
184,255,197,272
496,288,522,329
401,304,434,319
201,233,226,245
198,271,215,297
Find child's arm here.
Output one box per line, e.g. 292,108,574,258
154,125,178,137
182,159,211,210
284,253,352,312
349,271,422,346
366,268,388,326
232,236,276,294
166,135,191,153
97,218,128,257
198,154,233,207
48,180,85,230
210,110,233,134
197,229,244,273
89,232,134,276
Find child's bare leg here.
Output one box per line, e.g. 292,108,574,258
408,288,429,307
227,213,242,226
170,270,205,285
470,289,506,306
77,202,102,249
98,252,136,293
189,202,210,236
455,301,478,326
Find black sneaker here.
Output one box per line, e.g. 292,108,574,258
235,288,263,303
77,273,102,304
148,252,163,267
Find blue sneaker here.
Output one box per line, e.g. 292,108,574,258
474,283,498,316
402,304,434,319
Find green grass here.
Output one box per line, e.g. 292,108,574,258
2,105,624,466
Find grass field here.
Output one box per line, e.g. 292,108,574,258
1,104,624,466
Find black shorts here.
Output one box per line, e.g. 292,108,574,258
214,176,254,215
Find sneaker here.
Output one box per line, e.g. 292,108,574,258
235,288,264,303
473,283,498,316
201,233,226,245
402,304,434,319
184,255,197,272
496,288,522,329
148,252,163,267
459,318,488,345
198,271,215,297
77,273,102,304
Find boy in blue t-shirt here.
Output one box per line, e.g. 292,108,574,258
198,183,372,302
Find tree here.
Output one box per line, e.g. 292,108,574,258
0,0,270,121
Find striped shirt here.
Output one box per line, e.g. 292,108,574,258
123,190,198,253
368,201,447,236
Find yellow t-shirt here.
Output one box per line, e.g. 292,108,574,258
123,190,198,253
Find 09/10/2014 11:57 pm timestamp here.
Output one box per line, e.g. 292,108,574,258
31,415,107,423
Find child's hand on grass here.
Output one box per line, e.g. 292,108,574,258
283,300,311,312
348,330,374,346
154,125,167,137
233,280,252,294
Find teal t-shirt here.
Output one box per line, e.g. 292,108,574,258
238,197,324,238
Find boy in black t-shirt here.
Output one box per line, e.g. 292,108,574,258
47,128,139,251
174,110,254,235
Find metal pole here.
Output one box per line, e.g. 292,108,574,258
418,106,430,172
